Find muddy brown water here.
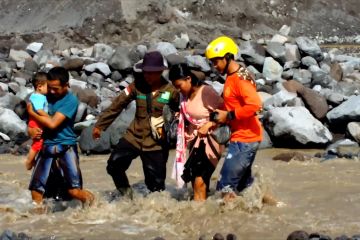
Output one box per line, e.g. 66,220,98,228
1,149,360,240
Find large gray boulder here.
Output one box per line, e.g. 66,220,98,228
284,44,301,62
108,46,133,71
0,93,22,110
79,125,111,154
108,100,136,146
0,107,27,139
292,69,312,85
84,62,111,76
240,41,266,67
151,42,178,56
185,55,211,72
347,122,360,143
266,42,286,64
295,36,324,62
263,89,297,110
264,106,332,145
262,57,283,82
93,43,114,62
327,95,360,124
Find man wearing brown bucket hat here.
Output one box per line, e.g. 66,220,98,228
92,51,179,198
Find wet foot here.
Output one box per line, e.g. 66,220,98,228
82,190,95,207
109,187,133,202
29,203,48,214
262,192,286,207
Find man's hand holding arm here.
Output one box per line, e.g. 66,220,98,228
27,103,66,129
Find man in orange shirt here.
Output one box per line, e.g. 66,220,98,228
205,36,263,201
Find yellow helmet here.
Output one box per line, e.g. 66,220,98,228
205,36,238,60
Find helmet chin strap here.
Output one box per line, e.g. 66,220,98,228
222,57,230,75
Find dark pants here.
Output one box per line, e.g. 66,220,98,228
106,138,169,192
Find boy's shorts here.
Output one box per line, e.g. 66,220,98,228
28,118,43,151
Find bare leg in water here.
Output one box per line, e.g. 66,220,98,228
32,188,94,206
193,177,207,201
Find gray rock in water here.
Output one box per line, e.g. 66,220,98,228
213,233,225,240
273,151,308,162
264,106,332,145
295,36,324,62
326,139,359,159
0,229,17,240
327,96,360,124
226,233,237,240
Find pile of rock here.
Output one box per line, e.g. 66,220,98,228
287,230,360,240
0,26,360,156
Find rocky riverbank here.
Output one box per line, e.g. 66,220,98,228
1,25,360,159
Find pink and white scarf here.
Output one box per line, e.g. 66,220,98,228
171,94,207,188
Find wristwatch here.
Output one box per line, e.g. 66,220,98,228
226,111,235,120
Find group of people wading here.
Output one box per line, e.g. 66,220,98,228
26,36,264,206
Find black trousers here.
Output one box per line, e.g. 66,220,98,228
106,138,169,192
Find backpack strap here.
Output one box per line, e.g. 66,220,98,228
146,93,152,116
